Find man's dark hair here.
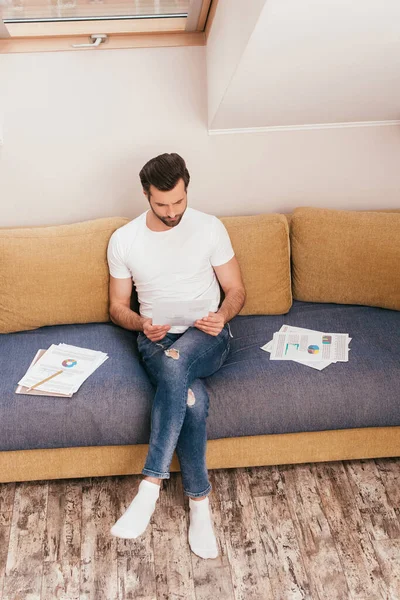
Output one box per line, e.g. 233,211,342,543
139,153,190,198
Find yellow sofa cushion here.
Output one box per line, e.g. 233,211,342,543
0,212,291,334
0,217,129,334
220,214,292,315
290,207,400,311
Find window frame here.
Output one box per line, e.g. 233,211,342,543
0,0,218,53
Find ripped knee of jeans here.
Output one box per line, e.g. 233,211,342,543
164,348,180,360
187,388,195,406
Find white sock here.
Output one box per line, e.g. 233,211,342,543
188,496,219,559
110,479,160,539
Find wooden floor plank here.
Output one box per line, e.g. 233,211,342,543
210,467,250,505
158,472,185,508
372,538,400,600
212,468,273,600
2,481,48,600
280,463,349,600
345,459,400,541
0,483,15,600
375,458,400,525
248,465,312,600
151,503,196,600
314,461,389,600
114,475,157,600
80,477,119,600
41,479,82,600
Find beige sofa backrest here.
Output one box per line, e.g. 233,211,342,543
0,213,292,334
0,217,128,334
289,207,400,311
1,207,399,334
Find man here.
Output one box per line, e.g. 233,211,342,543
106,152,246,559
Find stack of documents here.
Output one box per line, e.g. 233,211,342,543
16,344,108,397
261,324,351,371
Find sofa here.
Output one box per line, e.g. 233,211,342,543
1,206,399,484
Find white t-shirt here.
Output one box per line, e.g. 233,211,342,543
107,207,235,333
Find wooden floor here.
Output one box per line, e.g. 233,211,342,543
1,457,400,600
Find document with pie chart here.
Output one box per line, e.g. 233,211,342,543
269,330,349,362
17,343,108,396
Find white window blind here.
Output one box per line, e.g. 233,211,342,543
2,1,190,23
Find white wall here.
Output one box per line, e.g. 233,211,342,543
0,45,399,228
206,0,266,127
208,0,400,129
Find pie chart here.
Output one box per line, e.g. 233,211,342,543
62,359,77,368
307,345,320,355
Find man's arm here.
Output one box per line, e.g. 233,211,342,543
109,275,146,331
109,276,171,340
214,256,246,323
194,256,246,335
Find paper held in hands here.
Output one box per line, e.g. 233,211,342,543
16,344,108,397
152,298,213,326
260,324,351,371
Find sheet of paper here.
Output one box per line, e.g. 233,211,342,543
18,344,108,394
15,349,73,397
260,324,351,370
152,299,213,326
270,331,349,362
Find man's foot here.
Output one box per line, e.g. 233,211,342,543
188,496,219,559
110,479,160,539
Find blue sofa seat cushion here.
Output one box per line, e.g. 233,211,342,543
1,301,399,452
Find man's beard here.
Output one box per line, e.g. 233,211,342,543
151,205,185,228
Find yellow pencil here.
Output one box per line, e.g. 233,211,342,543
26,369,64,392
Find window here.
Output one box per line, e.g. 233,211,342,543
0,0,216,52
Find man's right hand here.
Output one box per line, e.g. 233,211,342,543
142,318,171,342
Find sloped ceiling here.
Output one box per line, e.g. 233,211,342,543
207,0,400,130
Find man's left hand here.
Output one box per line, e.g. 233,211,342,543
194,311,225,336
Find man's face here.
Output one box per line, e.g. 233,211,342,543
146,178,187,228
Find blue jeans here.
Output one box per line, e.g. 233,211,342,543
137,322,232,498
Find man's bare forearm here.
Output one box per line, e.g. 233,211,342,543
217,288,246,324
110,304,146,331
